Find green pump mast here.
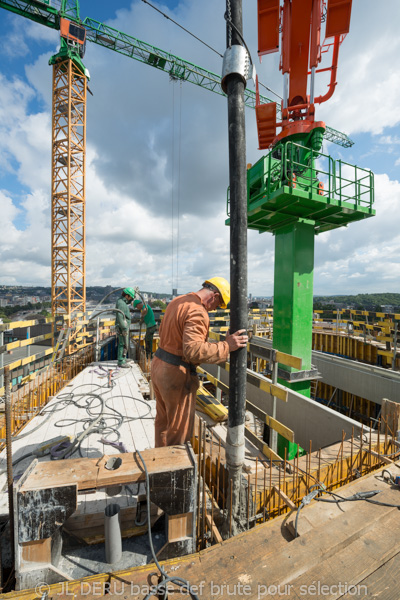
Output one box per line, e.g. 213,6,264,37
0,0,353,147
231,0,375,416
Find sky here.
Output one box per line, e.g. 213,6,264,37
0,0,399,297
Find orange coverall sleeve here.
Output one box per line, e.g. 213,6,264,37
182,306,229,364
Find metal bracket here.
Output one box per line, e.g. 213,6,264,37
221,45,253,93
263,366,321,383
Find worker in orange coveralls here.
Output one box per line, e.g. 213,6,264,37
151,277,248,447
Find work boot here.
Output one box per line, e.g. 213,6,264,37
118,363,130,369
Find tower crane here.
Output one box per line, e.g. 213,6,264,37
0,0,355,349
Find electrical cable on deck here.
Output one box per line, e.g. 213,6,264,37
294,483,325,538
295,483,400,538
8,379,153,467
315,489,400,509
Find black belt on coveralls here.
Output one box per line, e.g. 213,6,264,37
155,347,197,375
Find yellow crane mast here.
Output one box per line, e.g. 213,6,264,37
51,58,86,321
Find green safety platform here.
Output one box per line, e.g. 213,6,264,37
226,141,375,234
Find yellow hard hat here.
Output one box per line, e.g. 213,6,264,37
203,277,230,309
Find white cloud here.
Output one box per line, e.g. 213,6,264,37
314,173,400,293
316,1,400,136
0,0,399,297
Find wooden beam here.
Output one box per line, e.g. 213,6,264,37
205,513,223,543
250,338,302,370
224,362,288,402
245,426,281,462
200,361,288,402
20,447,193,492
0,317,54,332
198,371,294,442
246,400,294,442
0,332,53,354
273,486,296,510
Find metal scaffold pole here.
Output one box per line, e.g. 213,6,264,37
223,0,248,531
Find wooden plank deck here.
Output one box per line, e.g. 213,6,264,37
87,460,400,600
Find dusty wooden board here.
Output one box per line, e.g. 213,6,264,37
339,550,400,600
285,461,400,538
21,446,191,491
39,461,399,600
289,510,400,599
19,457,100,491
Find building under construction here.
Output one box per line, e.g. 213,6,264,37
0,1,399,599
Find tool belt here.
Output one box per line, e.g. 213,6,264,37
155,347,197,375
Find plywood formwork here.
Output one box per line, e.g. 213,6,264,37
313,330,399,369
192,414,397,533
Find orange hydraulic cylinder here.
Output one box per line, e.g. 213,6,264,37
280,0,291,74
309,0,322,69
288,0,313,105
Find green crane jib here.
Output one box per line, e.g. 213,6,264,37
0,0,353,148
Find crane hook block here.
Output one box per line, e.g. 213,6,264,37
221,45,253,93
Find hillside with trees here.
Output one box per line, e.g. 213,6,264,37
314,293,400,311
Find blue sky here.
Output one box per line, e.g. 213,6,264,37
0,0,399,295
